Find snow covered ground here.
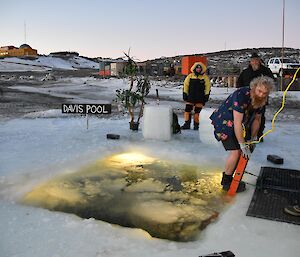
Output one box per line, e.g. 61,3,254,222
0,75,300,256
0,55,98,72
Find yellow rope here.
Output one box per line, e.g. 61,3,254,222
249,67,300,144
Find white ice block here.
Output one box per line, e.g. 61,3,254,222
199,110,220,146
142,105,172,141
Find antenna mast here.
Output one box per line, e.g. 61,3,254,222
24,21,27,43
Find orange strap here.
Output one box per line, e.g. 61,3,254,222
227,156,248,196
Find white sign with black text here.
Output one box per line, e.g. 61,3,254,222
62,104,112,114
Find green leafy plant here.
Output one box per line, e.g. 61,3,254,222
116,50,151,130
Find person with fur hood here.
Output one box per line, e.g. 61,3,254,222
181,62,211,130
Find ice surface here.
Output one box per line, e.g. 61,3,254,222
142,105,173,141
0,115,299,256
199,109,220,146
0,85,300,256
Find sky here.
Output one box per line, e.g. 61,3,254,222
1,0,299,61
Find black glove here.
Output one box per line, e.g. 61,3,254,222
183,92,188,101
204,94,209,103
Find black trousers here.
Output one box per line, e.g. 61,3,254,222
258,106,266,138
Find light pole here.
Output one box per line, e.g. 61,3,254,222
280,0,285,91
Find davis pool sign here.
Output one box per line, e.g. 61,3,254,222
62,104,111,114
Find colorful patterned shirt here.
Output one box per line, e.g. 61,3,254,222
209,87,263,141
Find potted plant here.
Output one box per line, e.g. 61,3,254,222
115,51,151,131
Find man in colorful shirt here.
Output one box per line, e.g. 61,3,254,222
210,76,274,192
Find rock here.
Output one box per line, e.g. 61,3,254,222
41,73,56,81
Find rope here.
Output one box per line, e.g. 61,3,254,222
248,67,300,145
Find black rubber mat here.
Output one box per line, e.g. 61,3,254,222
246,167,300,225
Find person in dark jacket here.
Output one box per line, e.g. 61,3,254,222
181,62,211,130
237,52,275,140
210,76,274,192
237,53,274,87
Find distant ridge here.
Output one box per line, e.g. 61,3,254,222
147,47,300,62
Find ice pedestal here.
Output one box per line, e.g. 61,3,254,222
199,110,220,146
142,105,172,141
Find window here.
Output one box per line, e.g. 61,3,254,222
274,59,280,64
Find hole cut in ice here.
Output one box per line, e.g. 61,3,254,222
22,152,226,241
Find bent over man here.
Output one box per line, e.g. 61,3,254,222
210,76,274,192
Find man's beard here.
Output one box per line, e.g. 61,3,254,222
251,64,260,71
251,90,267,108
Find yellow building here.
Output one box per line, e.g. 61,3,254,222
0,44,38,57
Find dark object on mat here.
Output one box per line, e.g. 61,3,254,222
267,154,284,164
172,112,181,134
199,251,235,257
247,166,300,225
106,134,120,140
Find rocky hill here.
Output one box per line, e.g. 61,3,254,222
150,47,300,76
203,47,300,75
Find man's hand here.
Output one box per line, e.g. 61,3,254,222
248,136,258,152
239,142,251,159
251,136,258,142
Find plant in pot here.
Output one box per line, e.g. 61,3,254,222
115,51,151,131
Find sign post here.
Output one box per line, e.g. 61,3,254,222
62,104,112,129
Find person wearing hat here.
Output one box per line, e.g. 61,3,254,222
181,62,211,130
237,52,274,140
237,52,274,88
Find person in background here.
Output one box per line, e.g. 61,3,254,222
181,62,211,130
237,52,274,141
210,76,274,192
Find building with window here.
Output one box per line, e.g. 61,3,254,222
0,44,38,57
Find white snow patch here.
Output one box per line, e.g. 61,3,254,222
0,56,98,72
